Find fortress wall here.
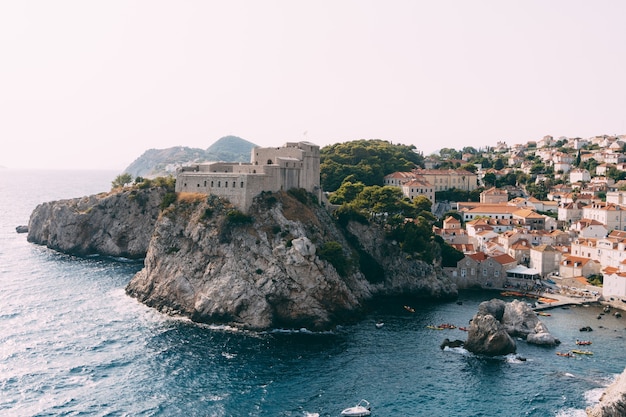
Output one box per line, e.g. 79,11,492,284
176,141,321,211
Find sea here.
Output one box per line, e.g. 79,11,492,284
0,169,624,417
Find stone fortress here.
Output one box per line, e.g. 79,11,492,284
175,141,321,211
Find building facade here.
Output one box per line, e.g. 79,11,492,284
175,141,320,211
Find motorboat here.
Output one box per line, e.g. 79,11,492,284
340,399,371,416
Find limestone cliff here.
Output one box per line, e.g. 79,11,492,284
27,187,167,259
27,186,457,330
126,190,457,330
587,368,626,417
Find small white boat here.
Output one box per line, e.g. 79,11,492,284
340,399,371,416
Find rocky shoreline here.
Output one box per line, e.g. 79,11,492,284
26,187,457,330
587,368,626,417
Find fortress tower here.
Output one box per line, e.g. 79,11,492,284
175,141,321,211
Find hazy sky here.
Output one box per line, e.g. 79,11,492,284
1,1,625,170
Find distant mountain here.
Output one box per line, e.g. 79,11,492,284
205,135,256,163
124,136,257,178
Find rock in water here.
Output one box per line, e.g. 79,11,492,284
15,225,28,233
503,300,560,346
464,299,560,355
464,301,517,356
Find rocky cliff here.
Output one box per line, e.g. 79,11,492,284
126,190,457,330
26,186,457,330
27,187,167,259
587,368,626,417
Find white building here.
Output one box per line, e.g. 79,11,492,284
569,169,591,183
582,202,626,232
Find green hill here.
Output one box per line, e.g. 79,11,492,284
124,136,257,178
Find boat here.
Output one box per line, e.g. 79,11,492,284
458,326,469,331
341,399,371,416
438,323,456,329
375,322,384,329
556,352,574,357
403,305,415,313
426,325,445,330
572,349,593,355
575,340,592,345
537,312,551,317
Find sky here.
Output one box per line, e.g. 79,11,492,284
1,1,626,170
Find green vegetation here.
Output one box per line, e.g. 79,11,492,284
111,173,133,189
587,274,603,287
160,192,177,210
435,188,482,203
287,188,318,205
320,139,424,192
317,241,349,276
226,209,254,224
436,236,465,267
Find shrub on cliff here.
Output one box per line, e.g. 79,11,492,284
226,209,253,224
317,241,349,277
111,173,133,189
160,192,177,210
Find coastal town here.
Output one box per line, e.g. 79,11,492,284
383,134,626,309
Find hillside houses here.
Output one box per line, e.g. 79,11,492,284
383,168,478,204
382,132,626,299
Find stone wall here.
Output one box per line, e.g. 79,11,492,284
175,141,320,212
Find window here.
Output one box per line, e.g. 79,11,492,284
211,181,214,187
241,182,244,188
470,268,475,276
225,182,228,188
461,268,467,277
218,181,221,187
494,270,500,277
483,269,488,276
233,181,235,188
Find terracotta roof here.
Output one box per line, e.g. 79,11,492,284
468,252,488,262
533,244,556,252
451,243,475,252
609,230,626,239
403,178,432,187
491,254,517,265
510,239,531,249
513,208,544,219
561,255,594,266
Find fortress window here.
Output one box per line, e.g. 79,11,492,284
211,181,214,187
218,181,221,187
232,181,235,188
184,183,187,187
225,182,228,188
204,181,207,187
197,183,200,187
267,159,273,164
240,181,244,188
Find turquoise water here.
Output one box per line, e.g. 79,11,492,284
0,170,624,416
